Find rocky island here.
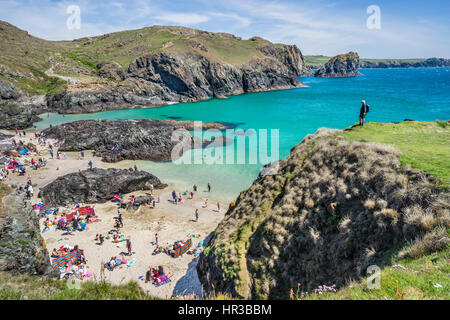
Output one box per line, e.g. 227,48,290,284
314,52,362,78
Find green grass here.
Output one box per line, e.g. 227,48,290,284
338,121,450,189
299,247,449,300
0,273,158,300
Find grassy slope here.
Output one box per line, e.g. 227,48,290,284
301,247,449,300
340,121,450,189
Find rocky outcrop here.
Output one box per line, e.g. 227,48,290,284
38,168,166,206
197,126,449,299
42,119,227,162
314,52,362,78
48,46,311,114
0,192,58,276
0,79,36,129
360,57,450,69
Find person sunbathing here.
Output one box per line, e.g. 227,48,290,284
51,248,60,258
152,245,161,255
113,233,121,243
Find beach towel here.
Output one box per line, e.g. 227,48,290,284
19,149,29,156
154,276,171,287
52,249,84,268
66,207,95,221
38,202,53,214
127,258,137,267
172,238,192,258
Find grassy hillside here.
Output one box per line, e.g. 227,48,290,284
300,248,449,300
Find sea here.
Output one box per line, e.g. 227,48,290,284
35,68,450,203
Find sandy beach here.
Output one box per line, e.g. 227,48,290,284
1,129,226,299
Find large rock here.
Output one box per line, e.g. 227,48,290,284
0,192,58,276
38,168,166,206
42,119,227,162
0,79,36,129
314,52,362,78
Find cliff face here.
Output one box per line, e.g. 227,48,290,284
197,127,449,299
0,192,58,276
38,168,166,206
0,79,36,129
48,45,310,114
314,52,362,78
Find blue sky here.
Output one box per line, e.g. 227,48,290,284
0,0,449,58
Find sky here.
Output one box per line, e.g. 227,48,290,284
0,0,449,58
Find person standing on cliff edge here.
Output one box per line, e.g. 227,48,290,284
359,100,370,126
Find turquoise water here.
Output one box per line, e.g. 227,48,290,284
36,68,450,203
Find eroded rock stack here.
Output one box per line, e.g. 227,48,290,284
314,52,362,78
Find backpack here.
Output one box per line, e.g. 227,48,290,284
366,104,370,113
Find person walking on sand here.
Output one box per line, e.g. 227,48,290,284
359,100,370,126
217,202,220,212
126,237,132,256
205,199,208,208
195,209,199,222
88,160,93,170
149,183,154,195
155,233,159,245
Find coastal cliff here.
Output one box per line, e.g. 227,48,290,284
0,21,312,120
359,58,450,69
0,189,58,276
314,52,362,78
197,121,449,299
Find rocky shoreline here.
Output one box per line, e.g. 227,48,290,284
0,191,58,276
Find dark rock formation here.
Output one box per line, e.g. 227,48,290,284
197,127,449,299
314,52,362,78
38,168,166,206
42,119,227,162
47,47,311,114
0,192,58,276
0,79,36,129
360,57,450,69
